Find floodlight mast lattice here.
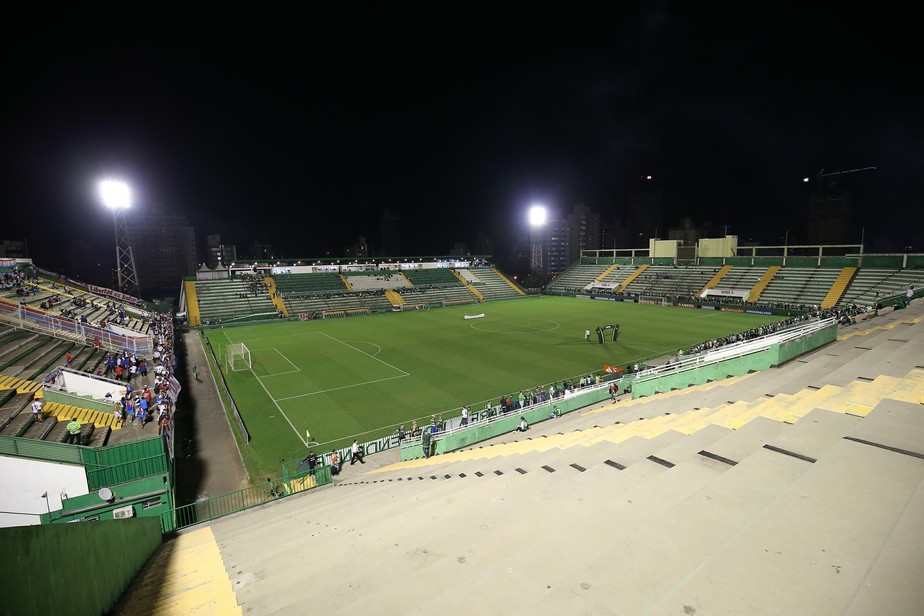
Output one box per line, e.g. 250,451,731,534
528,204,547,279
98,180,139,295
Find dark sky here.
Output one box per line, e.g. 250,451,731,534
3,3,922,282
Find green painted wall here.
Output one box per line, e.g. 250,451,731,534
0,517,162,616
400,387,612,460
631,322,837,398
632,348,775,398
776,323,838,364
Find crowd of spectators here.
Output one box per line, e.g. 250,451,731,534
105,311,178,436
684,303,870,356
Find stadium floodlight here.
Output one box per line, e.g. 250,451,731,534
528,204,547,279
98,179,132,210
98,178,139,295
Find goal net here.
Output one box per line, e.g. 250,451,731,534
639,294,669,306
226,342,252,372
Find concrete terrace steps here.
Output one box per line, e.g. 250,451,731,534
367,365,917,484
643,438,924,616
115,526,242,616
218,425,747,615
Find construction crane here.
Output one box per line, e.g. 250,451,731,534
802,166,877,183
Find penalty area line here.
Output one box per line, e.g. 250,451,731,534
247,364,307,446
275,373,410,402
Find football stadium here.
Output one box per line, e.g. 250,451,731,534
2,249,924,614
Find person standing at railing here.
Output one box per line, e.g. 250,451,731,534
350,440,365,465
421,428,432,458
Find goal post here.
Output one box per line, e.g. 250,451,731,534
226,342,252,372
639,294,669,306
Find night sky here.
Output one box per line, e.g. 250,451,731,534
3,4,922,285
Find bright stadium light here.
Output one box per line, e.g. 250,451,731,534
98,179,132,210
98,178,138,294
528,203,547,280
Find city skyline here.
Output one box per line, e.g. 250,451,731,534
3,4,921,287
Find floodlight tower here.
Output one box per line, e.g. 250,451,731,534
528,204,547,279
98,179,139,295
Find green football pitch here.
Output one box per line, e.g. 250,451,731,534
203,296,784,478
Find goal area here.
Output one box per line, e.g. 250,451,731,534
226,342,252,372
639,294,670,306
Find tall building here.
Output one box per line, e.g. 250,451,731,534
247,239,274,262
206,234,238,270
344,236,369,258
379,209,401,257
567,203,601,264
530,208,573,283
125,204,197,295
0,239,28,259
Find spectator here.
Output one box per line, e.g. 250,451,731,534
350,440,365,465
516,416,529,432
421,428,432,458
330,450,340,475
31,398,44,423
65,418,82,444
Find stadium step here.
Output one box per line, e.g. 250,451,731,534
43,401,123,430
645,437,924,615
117,526,241,615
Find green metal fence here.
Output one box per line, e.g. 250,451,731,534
86,455,170,490
161,466,332,533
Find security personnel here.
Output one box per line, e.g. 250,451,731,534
66,418,82,445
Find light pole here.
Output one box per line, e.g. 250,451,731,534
98,179,139,295
528,204,547,281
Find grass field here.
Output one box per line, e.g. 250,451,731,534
204,296,785,478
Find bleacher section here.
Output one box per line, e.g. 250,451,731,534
194,278,279,324
119,300,924,613
541,262,923,309
393,268,477,306
839,268,924,306
711,265,766,296
622,265,717,297
757,267,842,306
546,263,611,292
179,263,923,324
1,276,153,336
461,268,524,300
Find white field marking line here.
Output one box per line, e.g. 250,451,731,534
348,341,382,357
275,373,410,401
273,333,408,401
247,362,307,446
241,330,326,342
254,347,301,377
469,318,561,334
221,332,306,445
318,331,409,376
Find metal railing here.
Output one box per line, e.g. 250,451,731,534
635,317,837,383
161,466,331,532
